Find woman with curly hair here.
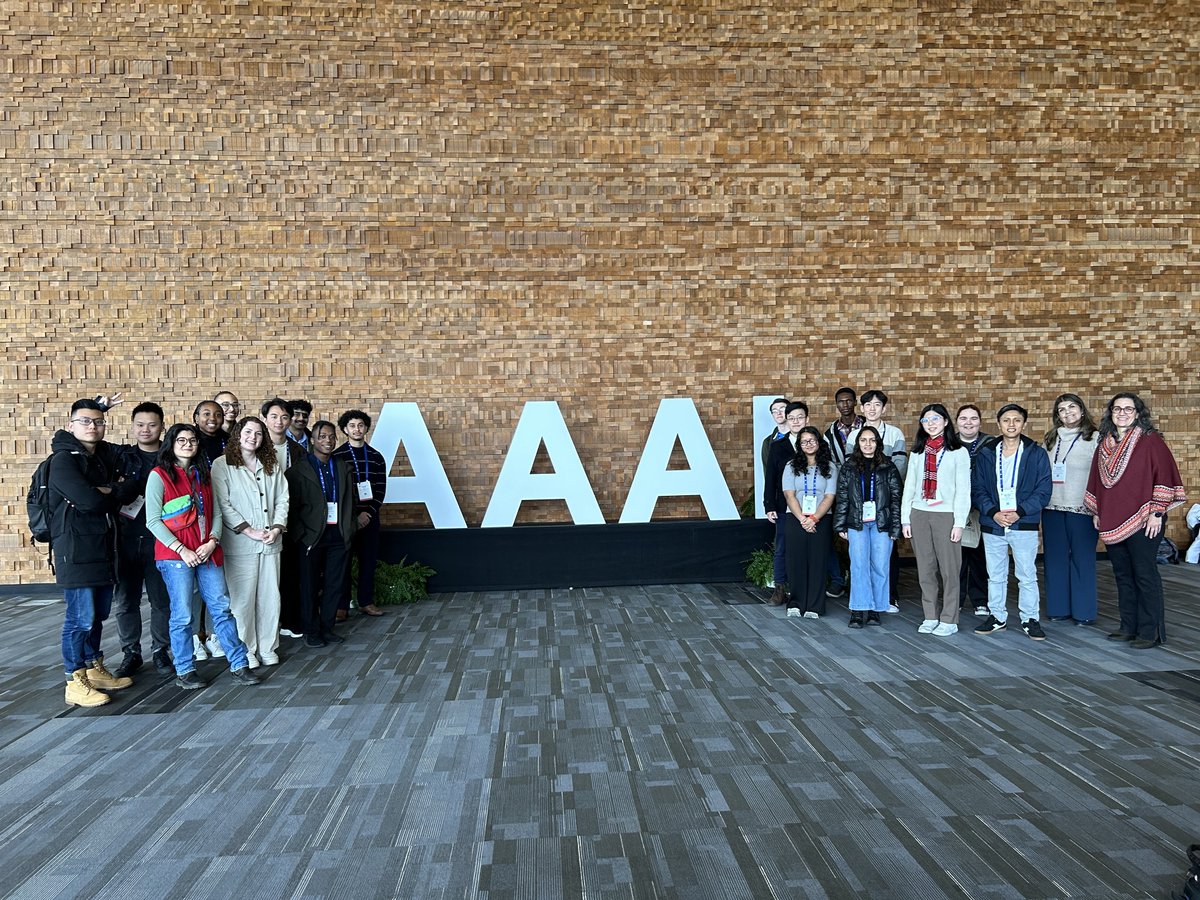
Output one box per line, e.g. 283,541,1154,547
781,427,838,619
1042,394,1101,625
212,416,290,668
901,404,972,636
1085,393,1186,648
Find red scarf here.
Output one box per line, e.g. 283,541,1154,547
922,435,945,500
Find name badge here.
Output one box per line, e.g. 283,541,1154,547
357,481,373,501
862,500,877,523
999,488,1017,512
801,494,818,516
1051,463,1066,484
326,502,339,525
119,495,145,519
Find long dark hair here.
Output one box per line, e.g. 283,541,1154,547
1044,393,1098,449
224,416,278,475
912,403,962,453
158,423,211,485
790,426,833,478
847,425,883,472
1098,392,1157,439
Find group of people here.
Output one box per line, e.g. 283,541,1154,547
762,388,1187,646
46,391,388,707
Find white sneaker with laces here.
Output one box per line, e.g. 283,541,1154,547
259,651,280,665
192,635,209,661
802,611,820,619
887,604,900,614
206,636,225,659
918,619,938,634
932,622,959,636
246,653,261,669
974,605,989,617
786,608,801,618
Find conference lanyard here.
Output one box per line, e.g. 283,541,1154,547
313,457,337,503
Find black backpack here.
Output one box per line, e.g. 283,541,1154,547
26,454,55,546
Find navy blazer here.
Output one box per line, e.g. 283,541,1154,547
971,435,1052,534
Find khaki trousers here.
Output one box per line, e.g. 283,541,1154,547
909,508,962,624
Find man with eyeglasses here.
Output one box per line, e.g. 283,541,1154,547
49,399,141,707
214,391,240,434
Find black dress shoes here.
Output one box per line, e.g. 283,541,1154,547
305,635,327,648
1106,632,1136,642
1130,638,1161,650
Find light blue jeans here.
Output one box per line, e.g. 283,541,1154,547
983,529,1041,623
847,523,892,612
156,560,250,675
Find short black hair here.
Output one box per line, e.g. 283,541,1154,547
338,409,372,433
131,401,165,421
769,397,789,408
192,400,222,419
834,387,857,401
784,401,808,417
71,398,105,415
860,389,889,406
261,397,290,418
995,403,1028,422
310,419,337,439
288,399,313,415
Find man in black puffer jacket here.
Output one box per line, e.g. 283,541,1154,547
48,399,140,707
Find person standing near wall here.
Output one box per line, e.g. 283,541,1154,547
1042,394,1100,625
763,402,807,605
781,427,838,619
955,404,993,617
1085,393,1186,649
850,390,907,612
334,410,388,619
901,404,971,636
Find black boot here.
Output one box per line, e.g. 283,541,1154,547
866,610,881,626
113,654,142,678
770,583,786,606
848,611,864,629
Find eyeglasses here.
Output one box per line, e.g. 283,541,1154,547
786,416,806,423
218,402,239,410
919,417,944,425
1111,405,1137,414
799,439,819,446
71,417,106,427
175,437,199,446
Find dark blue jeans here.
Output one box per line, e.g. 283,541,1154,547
62,585,114,676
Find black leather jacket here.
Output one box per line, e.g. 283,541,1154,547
833,457,903,538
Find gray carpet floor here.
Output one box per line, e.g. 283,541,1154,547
1,561,1198,899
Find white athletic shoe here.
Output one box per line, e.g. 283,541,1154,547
932,622,959,636
887,604,900,614
786,608,801,618
206,636,225,659
802,611,820,619
192,635,209,661
918,619,939,634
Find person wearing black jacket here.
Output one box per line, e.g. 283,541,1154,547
285,420,359,647
762,401,807,605
334,409,388,619
49,399,140,707
834,427,903,628
111,402,174,678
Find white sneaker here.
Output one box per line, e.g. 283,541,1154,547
974,606,989,617
803,611,820,619
932,622,959,636
246,653,261,669
279,628,302,639
206,636,225,659
192,635,209,661
259,652,280,666
917,619,938,634
887,604,900,614
786,608,801,618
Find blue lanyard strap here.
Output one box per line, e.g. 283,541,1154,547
189,468,204,518
997,443,1022,490
1053,433,1080,464
312,456,337,502
351,446,369,481
861,471,875,501
803,470,816,495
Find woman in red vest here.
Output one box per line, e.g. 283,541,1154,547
145,423,262,690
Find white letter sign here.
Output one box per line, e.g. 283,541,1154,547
373,402,467,528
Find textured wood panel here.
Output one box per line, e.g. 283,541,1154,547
1,1,1197,582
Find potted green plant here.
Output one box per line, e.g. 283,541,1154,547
350,556,437,606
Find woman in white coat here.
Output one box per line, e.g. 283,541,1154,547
212,416,290,667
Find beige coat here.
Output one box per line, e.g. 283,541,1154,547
212,456,290,557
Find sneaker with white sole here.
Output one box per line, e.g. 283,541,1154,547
246,653,261,669
786,608,801,618
887,604,900,614
206,636,225,659
973,605,989,616
917,619,938,634
932,622,958,636
803,611,820,619
193,635,209,661
974,615,1007,635
1022,619,1046,641
259,651,280,665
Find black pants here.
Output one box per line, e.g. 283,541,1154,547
279,541,302,633
340,516,380,611
958,541,988,608
1107,530,1166,642
113,530,171,657
300,532,350,638
785,514,833,615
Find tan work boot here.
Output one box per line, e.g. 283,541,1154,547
86,660,133,691
65,669,111,707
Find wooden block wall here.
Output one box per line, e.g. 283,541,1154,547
1,1,1197,583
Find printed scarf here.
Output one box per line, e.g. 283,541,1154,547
1097,427,1141,489
922,435,945,500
